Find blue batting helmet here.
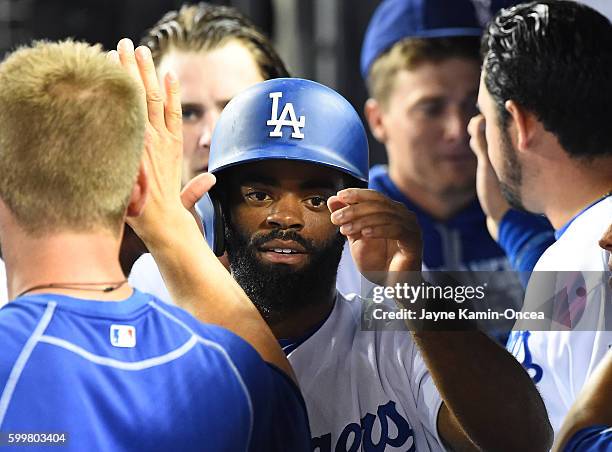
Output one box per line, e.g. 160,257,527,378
208,78,369,184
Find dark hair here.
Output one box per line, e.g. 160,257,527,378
141,2,289,80
482,0,612,159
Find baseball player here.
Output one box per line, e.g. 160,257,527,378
129,2,364,300
166,76,552,450
472,0,612,435
356,0,555,293
0,39,309,450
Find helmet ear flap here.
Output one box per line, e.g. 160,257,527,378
196,191,226,257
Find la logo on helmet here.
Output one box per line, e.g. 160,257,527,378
267,92,305,139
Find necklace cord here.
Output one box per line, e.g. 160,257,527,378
17,279,129,299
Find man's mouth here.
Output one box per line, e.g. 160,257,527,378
257,240,309,264
269,248,299,254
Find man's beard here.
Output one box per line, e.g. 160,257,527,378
224,221,345,325
499,126,527,212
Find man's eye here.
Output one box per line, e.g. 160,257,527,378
418,102,445,117
245,192,271,202
306,196,327,208
182,108,203,122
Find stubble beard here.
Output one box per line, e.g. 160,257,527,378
499,126,527,212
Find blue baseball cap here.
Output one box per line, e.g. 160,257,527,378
360,0,518,79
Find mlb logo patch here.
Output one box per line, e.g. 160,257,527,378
110,324,136,348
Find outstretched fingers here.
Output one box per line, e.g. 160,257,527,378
134,46,165,130
117,39,142,89
163,71,182,137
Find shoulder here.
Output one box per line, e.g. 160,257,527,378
318,293,418,358
143,294,262,361
536,201,611,271
0,300,47,345
0,301,50,386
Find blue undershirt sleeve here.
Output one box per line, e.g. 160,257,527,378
498,209,556,286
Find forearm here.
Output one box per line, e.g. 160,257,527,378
413,330,553,451
553,352,612,451
140,208,295,380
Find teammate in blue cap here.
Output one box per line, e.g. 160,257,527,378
162,76,552,451
0,39,310,451
355,0,555,305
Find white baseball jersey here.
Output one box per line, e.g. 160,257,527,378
507,196,612,434
129,253,171,302
287,293,444,452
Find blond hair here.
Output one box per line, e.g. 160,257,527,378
142,2,288,79
0,40,145,235
367,36,480,109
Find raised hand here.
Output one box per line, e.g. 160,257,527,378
328,188,422,274
111,38,215,242
468,114,510,240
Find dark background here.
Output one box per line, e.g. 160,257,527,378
1,1,609,166
0,0,387,164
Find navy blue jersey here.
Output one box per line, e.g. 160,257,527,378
0,290,310,451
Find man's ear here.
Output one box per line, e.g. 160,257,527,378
364,98,388,143
505,100,539,152
126,161,148,217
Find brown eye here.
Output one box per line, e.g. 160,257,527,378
245,191,271,203
306,196,327,208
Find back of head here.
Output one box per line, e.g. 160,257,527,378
208,77,369,187
141,2,288,80
482,0,612,159
361,0,518,106
0,40,145,236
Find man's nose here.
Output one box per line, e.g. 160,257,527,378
198,123,212,149
198,111,220,149
265,195,304,230
443,109,469,143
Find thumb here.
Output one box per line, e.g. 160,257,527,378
180,173,216,211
